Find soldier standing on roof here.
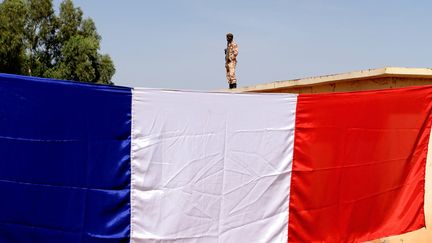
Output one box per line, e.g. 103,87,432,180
225,33,238,89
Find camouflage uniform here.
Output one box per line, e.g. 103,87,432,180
225,41,238,84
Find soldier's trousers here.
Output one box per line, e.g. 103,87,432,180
225,61,237,84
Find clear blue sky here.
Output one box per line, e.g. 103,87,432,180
54,0,432,90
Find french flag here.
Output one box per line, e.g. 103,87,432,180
0,74,430,242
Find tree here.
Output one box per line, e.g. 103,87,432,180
24,0,57,77
0,0,115,84
0,0,27,74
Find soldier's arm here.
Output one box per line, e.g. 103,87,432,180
232,44,238,57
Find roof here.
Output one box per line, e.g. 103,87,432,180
232,67,432,92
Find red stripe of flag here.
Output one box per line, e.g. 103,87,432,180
288,86,432,242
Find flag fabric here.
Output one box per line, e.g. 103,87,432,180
0,74,131,242
289,89,431,242
131,89,297,242
0,74,431,242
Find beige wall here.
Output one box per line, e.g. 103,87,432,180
253,77,432,242
253,77,432,94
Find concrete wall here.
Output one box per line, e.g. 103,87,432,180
254,77,432,94
253,77,432,243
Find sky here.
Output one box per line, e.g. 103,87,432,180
53,0,432,90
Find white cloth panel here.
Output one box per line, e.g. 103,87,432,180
131,89,298,242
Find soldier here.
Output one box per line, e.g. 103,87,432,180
225,33,238,89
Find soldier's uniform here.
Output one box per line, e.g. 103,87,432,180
225,41,238,86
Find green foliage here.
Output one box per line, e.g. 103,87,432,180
0,0,27,74
0,0,115,84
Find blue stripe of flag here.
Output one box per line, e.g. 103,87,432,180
0,74,131,242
